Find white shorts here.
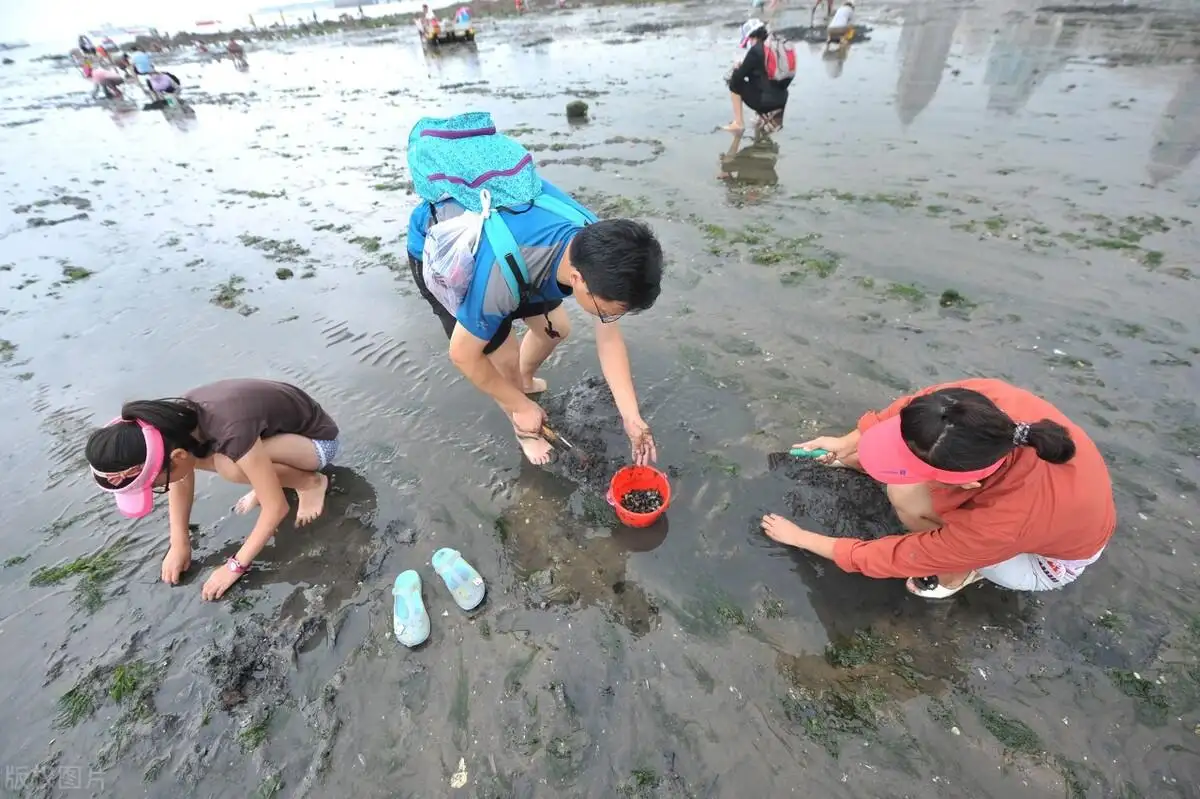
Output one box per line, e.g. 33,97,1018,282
979,547,1105,592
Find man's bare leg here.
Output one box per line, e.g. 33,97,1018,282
490,332,553,464
518,305,570,394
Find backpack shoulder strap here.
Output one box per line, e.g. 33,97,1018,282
482,212,530,303
484,193,597,304
532,194,598,225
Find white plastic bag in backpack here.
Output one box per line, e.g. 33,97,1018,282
421,190,491,316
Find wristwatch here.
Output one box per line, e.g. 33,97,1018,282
226,557,250,575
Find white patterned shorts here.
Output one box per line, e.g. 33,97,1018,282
312,438,341,470
980,547,1105,592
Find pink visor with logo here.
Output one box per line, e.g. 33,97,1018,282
858,416,1005,485
90,418,165,519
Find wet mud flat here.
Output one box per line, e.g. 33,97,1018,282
1,0,1200,797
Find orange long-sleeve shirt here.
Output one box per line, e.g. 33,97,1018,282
832,378,1117,578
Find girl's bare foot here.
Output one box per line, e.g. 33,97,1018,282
523,376,548,395
721,122,745,132
234,490,259,514
515,429,554,465
295,472,329,526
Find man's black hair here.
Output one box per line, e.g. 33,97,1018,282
569,219,663,312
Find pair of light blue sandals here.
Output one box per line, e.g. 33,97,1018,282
392,547,486,647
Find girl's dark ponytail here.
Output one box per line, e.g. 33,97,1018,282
1022,419,1076,464
904,387,1078,472
86,398,210,474
119,398,210,457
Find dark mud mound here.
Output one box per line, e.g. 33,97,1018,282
777,459,902,539
201,613,296,712
539,374,627,488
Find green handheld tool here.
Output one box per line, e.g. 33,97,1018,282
768,447,832,470
789,448,830,458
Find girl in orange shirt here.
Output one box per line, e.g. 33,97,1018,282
761,378,1117,598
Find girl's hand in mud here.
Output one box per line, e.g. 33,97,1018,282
201,565,242,601
161,544,191,585
795,431,860,467
623,416,657,465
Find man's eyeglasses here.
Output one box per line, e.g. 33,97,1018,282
592,294,626,324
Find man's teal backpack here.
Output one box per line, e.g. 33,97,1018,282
407,111,597,310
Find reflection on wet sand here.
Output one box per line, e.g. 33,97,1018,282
1148,65,1200,184
718,130,780,198
895,0,962,126
984,11,1073,114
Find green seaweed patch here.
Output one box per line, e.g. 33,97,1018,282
1108,669,1169,726
618,768,661,797
252,774,283,799
31,539,127,613
55,657,163,728
0,339,16,363
223,188,286,199
312,222,352,234
794,188,921,209
349,235,382,253
211,276,247,309
671,584,756,639
757,597,786,619
372,180,412,192
1095,610,1124,632
781,678,888,756
110,661,154,703
574,190,658,218
700,451,740,477
885,282,926,305
56,684,99,728
237,234,310,262
3,554,29,567
1141,250,1164,268
228,592,256,613
1089,237,1140,251
61,263,93,282
275,267,294,280
927,696,957,730
825,628,888,668
971,698,1043,756
238,709,273,750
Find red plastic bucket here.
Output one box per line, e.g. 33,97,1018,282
607,466,671,528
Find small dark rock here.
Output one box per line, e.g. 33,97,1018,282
565,100,588,120
275,267,294,280
620,489,662,514
2,58,14,65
